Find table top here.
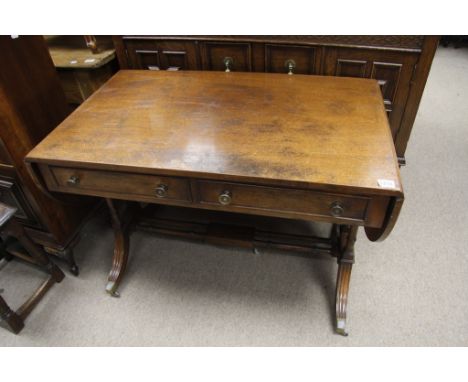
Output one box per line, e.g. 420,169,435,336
45,35,115,69
27,70,402,196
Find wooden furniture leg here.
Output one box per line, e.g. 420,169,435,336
0,295,24,334
105,199,140,297
0,203,65,334
334,224,358,336
44,243,80,276
55,247,79,276
7,219,65,283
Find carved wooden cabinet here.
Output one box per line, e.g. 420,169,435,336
322,47,419,140
113,35,439,164
0,36,94,274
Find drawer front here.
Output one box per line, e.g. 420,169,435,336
265,44,318,75
196,180,370,223
201,42,252,72
48,167,192,203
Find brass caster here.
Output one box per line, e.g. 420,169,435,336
336,319,349,336
105,281,120,298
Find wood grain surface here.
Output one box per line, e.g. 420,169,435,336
26,70,402,197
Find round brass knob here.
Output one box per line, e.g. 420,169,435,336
67,175,80,185
155,184,168,198
330,202,344,217
218,190,232,205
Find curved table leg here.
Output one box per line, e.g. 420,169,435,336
105,199,131,297
336,261,352,336
105,227,129,298
334,225,358,336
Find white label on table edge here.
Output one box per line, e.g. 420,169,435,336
377,179,396,189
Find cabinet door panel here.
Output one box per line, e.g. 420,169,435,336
156,41,198,70
371,62,402,113
265,44,318,75
336,59,367,78
125,40,160,70
202,42,252,72
324,48,418,138
124,39,197,70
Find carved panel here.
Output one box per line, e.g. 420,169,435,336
202,42,252,72
371,62,402,112
160,50,187,71
134,49,160,70
335,59,367,78
265,44,317,74
155,41,198,70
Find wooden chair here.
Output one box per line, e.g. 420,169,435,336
0,202,65,334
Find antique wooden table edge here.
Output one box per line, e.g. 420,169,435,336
25,70,405,336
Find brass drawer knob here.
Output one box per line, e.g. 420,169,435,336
285,59,296,75
224,57,233,72
67,175,80,185
155,184,168,198
330,202,344,217
218,190,232,205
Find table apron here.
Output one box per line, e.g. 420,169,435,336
40,164,390,228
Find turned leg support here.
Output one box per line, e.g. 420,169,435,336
334,224,358,336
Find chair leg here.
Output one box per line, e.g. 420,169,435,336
0,295,24,334
0,208,65,334
5,219,64,283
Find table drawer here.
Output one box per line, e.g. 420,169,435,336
196,180,370,223
48,166,191,203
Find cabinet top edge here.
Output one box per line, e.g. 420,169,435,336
120,35,425,52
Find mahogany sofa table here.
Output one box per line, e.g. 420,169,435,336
25,70,404,336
